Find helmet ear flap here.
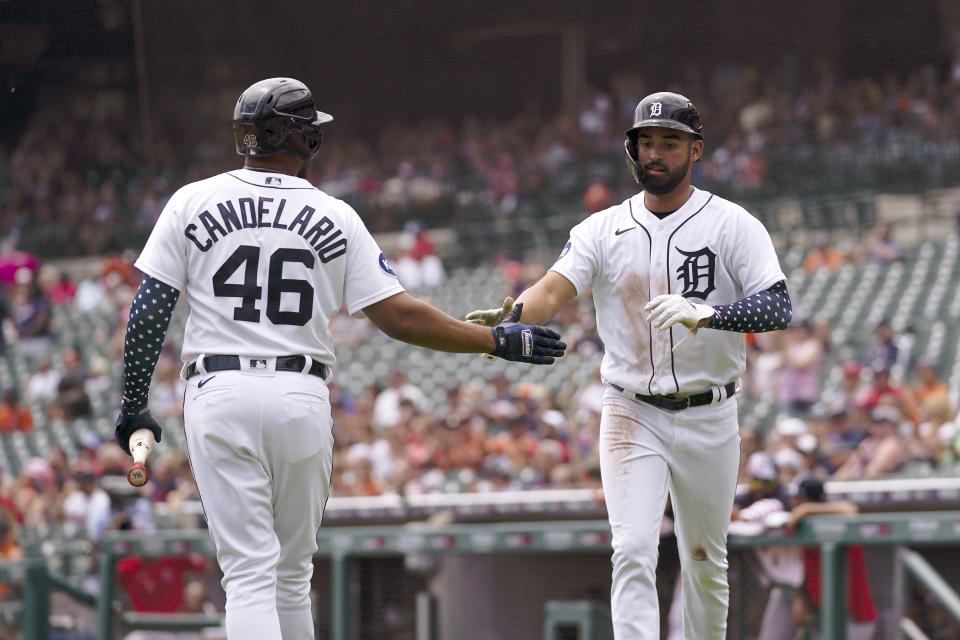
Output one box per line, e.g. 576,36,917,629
264,124,285,147
623,135,644,184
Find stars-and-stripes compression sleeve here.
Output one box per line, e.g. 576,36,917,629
707,280,791,333
121,276,180,414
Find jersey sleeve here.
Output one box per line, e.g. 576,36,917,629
134,190,188,291
548,218,601,295
341,205,405,315
729,211,786,296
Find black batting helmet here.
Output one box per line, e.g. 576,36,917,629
624,92,703,183
233,77,333,161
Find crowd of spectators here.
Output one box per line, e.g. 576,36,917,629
0,232,954,543
3,60,960,258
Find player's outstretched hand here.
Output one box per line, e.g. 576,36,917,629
466,297,514,327
489,303,566,365
115,407,163,456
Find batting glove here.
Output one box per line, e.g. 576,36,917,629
489,303,567,365
115,405,162,456
465,297,515,327
645,294,715,331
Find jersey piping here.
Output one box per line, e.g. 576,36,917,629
628,199,656,396
665,194,714,392
227,172,320,191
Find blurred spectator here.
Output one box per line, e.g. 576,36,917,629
863,320,899,373
58,346,93,416
148,356,184,419
372,370,429,430
117,553,209,613
42,267,78,306
802,235,845,274
855,222,903,264
583,180,613,214
26,358,61,404
776,321,824,416
10,267,54,360
730,452,803,640
909,357,951,410
832,407,908,480
858,366,918,424
0,389,33,433
61,461,112,540
789,478,878,640
0,517,24,603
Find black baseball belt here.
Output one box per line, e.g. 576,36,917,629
185,355,329,380
610,381,736,411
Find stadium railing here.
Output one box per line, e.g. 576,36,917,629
5,510,960,639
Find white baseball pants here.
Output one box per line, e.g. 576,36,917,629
600,386,740,640
183,361,333,640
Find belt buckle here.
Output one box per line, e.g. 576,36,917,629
663,393,691,410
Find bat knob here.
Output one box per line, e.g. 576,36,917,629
127,462,149,487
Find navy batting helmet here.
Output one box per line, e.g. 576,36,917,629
624,92,703,183
232,77,333,161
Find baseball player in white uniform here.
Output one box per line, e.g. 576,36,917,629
468,92,791,638
114,77,566,640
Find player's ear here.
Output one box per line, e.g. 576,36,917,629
691,138,704,163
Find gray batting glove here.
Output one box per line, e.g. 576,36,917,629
465,296,515,327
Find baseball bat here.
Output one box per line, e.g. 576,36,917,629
127,428,156,487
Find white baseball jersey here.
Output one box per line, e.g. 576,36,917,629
135,168,404,365
551,187,784,395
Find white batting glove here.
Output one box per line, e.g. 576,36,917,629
644,294,715,353
465,297,515,327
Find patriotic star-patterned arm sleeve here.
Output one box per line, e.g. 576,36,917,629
707,280,791,333
120,275,180,414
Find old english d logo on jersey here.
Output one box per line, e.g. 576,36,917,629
675,246,716,299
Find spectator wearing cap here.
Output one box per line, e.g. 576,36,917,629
0,389,32,434
788,478,878,640
832,407,907,480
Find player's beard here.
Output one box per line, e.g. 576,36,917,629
641,150,692,195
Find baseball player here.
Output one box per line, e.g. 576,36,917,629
114,77,566,640
468,92,791,638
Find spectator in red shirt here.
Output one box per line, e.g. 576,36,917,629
116,553,209,613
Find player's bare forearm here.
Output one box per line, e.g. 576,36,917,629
514,271,578,324
363,292,496,352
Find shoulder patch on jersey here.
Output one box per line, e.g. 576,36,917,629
558,241,572,259
378,252,398,277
